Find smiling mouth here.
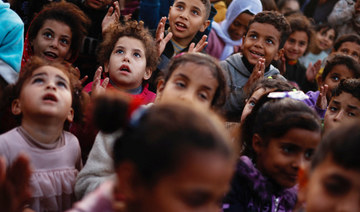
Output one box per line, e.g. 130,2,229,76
175,22,187,31
249,50,264,57
43,51,58,60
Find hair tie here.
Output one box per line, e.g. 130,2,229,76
267,91,309,101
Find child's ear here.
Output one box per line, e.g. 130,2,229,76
199,20,210,33
252,133,264,155
274,48,284,61
11,99,22,115
143,68,152,80
115,162,137,201
66,108,74,123
156,79,165,99
104,62,109,73
65,51,72,61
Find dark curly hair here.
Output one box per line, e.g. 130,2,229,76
97,20,159,72
27,1,90,62
247,11,291,49
332,78,360,102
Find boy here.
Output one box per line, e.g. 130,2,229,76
150,0,211,91
332,33,360,63
220,11,291,118
298,122,360,212
323,79,360,133
304,54,360,119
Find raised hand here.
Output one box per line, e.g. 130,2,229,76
243,58,265,95
316,84,328,110
156,17,173,57
188,35,208,53
306,60,322,82
91,66,109,98
102,1,121,34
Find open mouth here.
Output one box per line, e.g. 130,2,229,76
175,22,187,31
43,51,58,60
119,65,131,73
249,50,264,57
43,93,58,102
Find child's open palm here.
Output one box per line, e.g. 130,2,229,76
91,66,109,98
316,84,328,110
102,1,121,34
156,17,173,57
306,60,322,82
188,35,208,53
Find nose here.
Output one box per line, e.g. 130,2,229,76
179,91,194,103
179,10,189,20
333,110,344,122
46,81,56,90
49,38,59,49
122,53,130,62
254,39,264,49
292,154,306,171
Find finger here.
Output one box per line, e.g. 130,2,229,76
80,75,88,86
102,77,109,88
259,58,266,75
188,43,195,52
114,1,120,17
106,4,114,17
156,22,165,41
196,41,208,52
94,66,102,81
163,32,173,44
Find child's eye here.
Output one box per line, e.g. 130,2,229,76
32,78,44,84
329,106,338,112
56,81,68,89
175,81,186,88
299,41,307,47
181,193,208,207
282,145,295,154
60,38,70,45
133,52,141,58
192,10,199,15
232,21,241,27
323,179,350,196
198,92,208,101
176,5,184,10
43,32,53,39
347,112,356,117
116,49,124,54
331,76,339,82
304,149,314,160
266,39,274,45
249,34,257,39
248,100,256,107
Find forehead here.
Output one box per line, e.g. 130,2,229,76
115,36,145,51
270,128,320,148
326,64,354,78
339,41,360,51
332,92,360,108
248,22,281,41
40,19,71,32
289,31,309,41
174,0,207,11
31,65,70,81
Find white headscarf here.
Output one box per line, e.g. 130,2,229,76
212,0,262,60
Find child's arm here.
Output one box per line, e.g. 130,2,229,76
243,58,265,95
156,17,173,57
91,66,109,98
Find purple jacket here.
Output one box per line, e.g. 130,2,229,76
303,90,326,119
223,156,297,212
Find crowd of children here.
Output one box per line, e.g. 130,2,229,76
0,0,360,211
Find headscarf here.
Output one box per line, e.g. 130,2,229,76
212,0,262,60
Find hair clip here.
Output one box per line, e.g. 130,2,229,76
267,91,309,101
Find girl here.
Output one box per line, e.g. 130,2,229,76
70,97,236,212
282,14,319,93
21,1,90,66
223,93,322,211
84,20,158,104
206,0,263,60
299,23,336,69
0,57,83,211
74,52,229,199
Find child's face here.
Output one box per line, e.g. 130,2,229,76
300,156,360,212
85,0,112,10
315,28,335,51
254,128,321,188
32,20,72,64
156,62,219,110
129,151,234,212
13,66,73,123
320,64,355,101
337,41,360,63
279,0,300,14
242,22,282,67
284,31,308,61
168,0,210,46
105,36,151,90
241,87,268,123
227,13,254,41
324,92,360,132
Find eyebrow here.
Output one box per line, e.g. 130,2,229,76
174,73,214,91
32,72,68,83
114,45,144,53
348,104,360,111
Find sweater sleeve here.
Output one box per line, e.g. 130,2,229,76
74,131,120,200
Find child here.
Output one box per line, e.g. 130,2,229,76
297,122,360,212
70,98,236,211
206,0,263,60
303,54,360,119
151,0,211,91
223,93,321,211
220,11,291,118
277,0,300,14
74,52,228,199
323,79,360,133
332,33,360,63
0,57,83,211
84,20,158,104
240,77,295,123
21,1,90,66
299,23,336,69
282,13,318,93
